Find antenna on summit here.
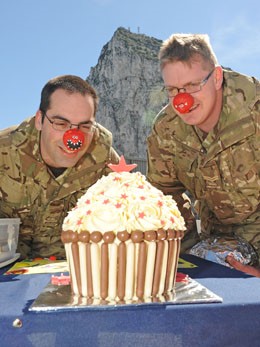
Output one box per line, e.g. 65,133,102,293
137,26,140,34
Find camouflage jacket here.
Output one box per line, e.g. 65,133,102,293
0,116,119,259
147,70,260,254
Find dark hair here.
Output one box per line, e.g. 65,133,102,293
39,75,99,116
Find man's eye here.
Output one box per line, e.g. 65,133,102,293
189,83,198,87
166,87,175,93
54,120,68,127
81,124,92,129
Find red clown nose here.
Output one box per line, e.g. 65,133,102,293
173,93,194,114
63,129,85,152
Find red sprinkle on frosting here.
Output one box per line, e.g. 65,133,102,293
139,212,146,219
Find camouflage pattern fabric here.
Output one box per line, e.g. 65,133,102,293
0,116,119,259
147,69,260,260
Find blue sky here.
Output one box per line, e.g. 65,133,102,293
1,0,259,129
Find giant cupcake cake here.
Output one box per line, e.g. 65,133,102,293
61,156,186,302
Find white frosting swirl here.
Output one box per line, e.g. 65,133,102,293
63,171,186,233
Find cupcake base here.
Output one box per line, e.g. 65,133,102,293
62,230,183,301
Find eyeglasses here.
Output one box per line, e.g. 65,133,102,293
162,69,215,97
43,112,97,134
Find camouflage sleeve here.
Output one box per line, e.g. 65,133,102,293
109,147,120,164
147,121,187,199
146,123,197,239
100,147,120,176
17,229,34,259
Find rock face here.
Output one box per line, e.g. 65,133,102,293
87,27,167,173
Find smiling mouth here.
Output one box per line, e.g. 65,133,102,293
190,104,198,111
184,103,198,114
60,146,80,155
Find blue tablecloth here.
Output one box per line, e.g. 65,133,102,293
1,254,260,347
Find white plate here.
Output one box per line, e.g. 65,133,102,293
0,253,20,268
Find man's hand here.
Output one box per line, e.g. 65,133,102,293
226,255,260,278
180,192,196,232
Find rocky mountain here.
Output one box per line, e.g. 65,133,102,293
87,27,167,173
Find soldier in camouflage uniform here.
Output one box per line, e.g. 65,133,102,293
147,34,260,276
0,75,119,259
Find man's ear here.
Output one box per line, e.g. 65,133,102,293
35,110,43,131
214,65,223,90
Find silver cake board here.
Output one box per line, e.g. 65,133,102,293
29,277,222,312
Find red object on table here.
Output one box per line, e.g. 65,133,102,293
51,273,71,285
176,272,189,283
